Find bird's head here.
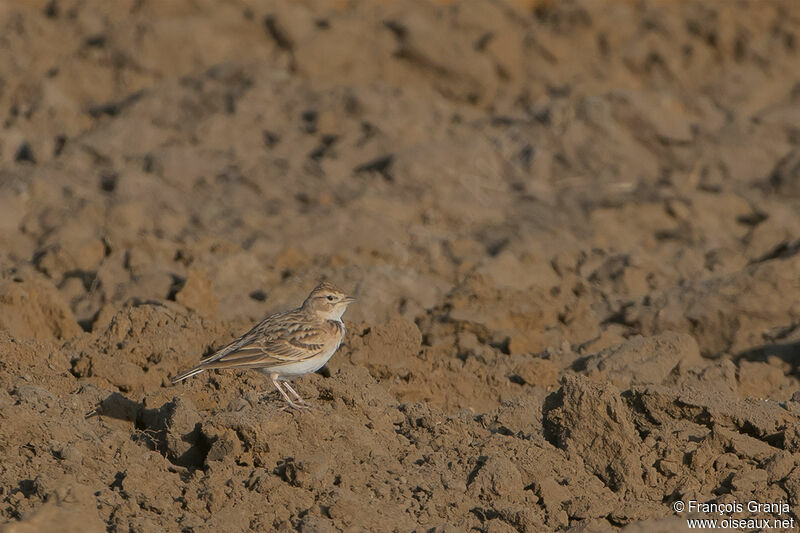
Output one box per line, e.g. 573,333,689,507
302,282,355,320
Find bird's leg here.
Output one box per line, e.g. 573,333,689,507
282,381,311,406
271,374,308,410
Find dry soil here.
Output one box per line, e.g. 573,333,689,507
2,0,800,531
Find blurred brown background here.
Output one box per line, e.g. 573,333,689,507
2,0,800,531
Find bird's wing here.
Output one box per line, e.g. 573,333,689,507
196,312,328,371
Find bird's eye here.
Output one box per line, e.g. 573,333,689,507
327,295,335,301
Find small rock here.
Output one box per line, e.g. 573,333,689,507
0,277,82,340
1,501,105,533
138,397,205,467
543,375,644,495
730,468,768,494
582,332,703,388
513,357,559,387
762,451,797,483
175,269,218,317
204,427,242,464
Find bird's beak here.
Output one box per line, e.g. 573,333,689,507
343,295,356,303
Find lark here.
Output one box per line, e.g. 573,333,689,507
172,282,355,409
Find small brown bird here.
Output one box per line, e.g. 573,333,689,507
172,282,355,409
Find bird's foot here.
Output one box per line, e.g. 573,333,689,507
280,404,312,411
279,400,312,411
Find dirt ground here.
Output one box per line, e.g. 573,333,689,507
2,0,800,531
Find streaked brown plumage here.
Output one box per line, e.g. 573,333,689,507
172,281,355,409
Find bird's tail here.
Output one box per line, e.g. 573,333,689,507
171,366,205,384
